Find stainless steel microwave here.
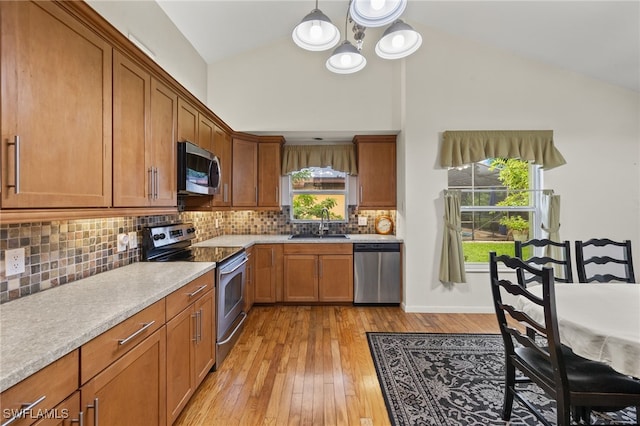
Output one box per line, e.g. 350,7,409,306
177,141,221,196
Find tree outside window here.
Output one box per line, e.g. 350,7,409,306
290,167,347,222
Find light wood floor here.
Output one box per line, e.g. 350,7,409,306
174,305,499,426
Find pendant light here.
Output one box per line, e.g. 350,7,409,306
326,41,367,74
326,9,366,74
292,1,341,51
349,0,407,28
375,19,422,59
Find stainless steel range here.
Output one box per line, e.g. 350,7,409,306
142,222,247,369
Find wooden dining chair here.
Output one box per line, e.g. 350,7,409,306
489,252,640,426
574,238,636,283
515,239,573,286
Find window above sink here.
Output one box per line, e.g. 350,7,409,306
288,167,348,224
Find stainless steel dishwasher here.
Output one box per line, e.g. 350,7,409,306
353,243,401,304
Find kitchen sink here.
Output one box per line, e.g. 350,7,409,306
289,234,350,239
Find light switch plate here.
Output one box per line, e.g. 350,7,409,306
5,248,26,276
128,231,138,249
117,233,129,252
358,216,368,226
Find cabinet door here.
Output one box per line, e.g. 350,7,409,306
244,247,255,311
212,127,231,207
177,97,197,144
1,1,112,208
258,142,281,207
149,78,178,206
194,290,215,386
166,307,195,425
254,245,281,303
232,138,258,207
112,50,150,207
355,136,396,208
81,327,166,426
197,114,215,153
319,255,354,302
284,255,318,302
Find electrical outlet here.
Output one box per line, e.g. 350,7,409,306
358,216,368,226
215,218,220,228
5,248,26,277
128,231,138,249
117,233,129,252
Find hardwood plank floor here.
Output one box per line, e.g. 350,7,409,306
174,305,499,426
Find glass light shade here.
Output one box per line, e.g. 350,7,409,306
326,41,367,74
349,0,407,27
375,20,422,59
292,9,340,51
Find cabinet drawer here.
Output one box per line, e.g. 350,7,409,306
80,299,165,384
165,271,215,320
0,350,78,426
284,243,352,255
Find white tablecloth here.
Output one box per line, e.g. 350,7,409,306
516,283,640,378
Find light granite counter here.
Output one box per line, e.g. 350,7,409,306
193,233,403,248
0,262,215,392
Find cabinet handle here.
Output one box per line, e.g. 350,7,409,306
192,312,198,342
1,395,46,426
223,183,229,203
198,309,203,342
153,167,159,199
319,258,323,279
359,185,363,203
86,398,99,426
187,284,208,298
7,135,20,194
117,321,155,346
147,167,153,200
70,411,84,426
255,187,258,203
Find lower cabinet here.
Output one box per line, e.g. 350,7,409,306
283,244,353,302
80,326,167,426
253,244,283,303
32,391,81,426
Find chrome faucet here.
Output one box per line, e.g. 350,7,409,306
319,207,330,235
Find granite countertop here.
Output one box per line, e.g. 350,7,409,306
0,262,215,393
193,233,403,248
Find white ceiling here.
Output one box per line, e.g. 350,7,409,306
156,0,640,93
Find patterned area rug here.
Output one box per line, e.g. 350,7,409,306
367,332,637,426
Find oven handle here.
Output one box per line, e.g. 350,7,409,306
217,311,247,345
219,257,248,275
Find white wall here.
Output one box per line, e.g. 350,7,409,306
208,25,640,313
86,0,208,102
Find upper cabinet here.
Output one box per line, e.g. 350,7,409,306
112,51,177,207
177,97,198,145
354,135,397,209
1,1,113,208
231,135,283,209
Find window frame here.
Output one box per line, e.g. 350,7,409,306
288,167,349,224
448,160,544,270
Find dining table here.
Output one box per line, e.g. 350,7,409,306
515,282,640,378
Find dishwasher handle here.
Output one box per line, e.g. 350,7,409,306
353,243,401,252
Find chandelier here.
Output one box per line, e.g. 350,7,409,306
292,0,422,74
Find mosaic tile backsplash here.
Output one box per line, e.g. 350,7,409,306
0,208,393,303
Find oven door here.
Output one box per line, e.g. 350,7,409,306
216,252,248,367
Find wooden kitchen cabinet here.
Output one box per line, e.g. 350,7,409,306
113,52,177,207
244,246,255,311
0,350,79,426
258,138,283,208
253,244,283,303
211,127,232,207
177,97,198,144
80,327,167,426
354,135,397,208
232,136,258,207
198,114,216,153
0,1,112,208
283,244,353,303
31,391,81,426
165,271,215,425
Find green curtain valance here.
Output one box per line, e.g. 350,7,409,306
282,144,358,175
440,130,567,170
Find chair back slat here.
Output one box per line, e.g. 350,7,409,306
515,239,573,285
575,238,636,283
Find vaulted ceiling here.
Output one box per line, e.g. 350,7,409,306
156,0,640,92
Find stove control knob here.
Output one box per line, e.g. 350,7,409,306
187,227,195,234
153,233,166,241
